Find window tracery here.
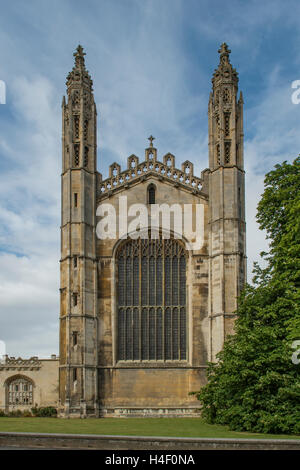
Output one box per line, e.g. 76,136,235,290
117,237,187,362
7,378,33,405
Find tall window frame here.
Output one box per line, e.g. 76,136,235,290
116,236,187,362
147,184,156,204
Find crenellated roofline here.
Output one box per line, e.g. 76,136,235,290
97,141,207,201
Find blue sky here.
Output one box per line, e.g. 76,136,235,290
0,0,300,357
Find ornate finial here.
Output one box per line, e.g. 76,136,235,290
218,42,231,57
218,42,231,66
66,45,93,90
212,42,238,88
148,135,155,148
74,44,86,69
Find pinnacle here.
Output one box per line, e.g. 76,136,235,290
73,44,86,69
218,42,231,56
66,45,93,91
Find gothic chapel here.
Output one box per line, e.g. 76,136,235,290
59,43,246,417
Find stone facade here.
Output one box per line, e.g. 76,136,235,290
0,355,59,412
58,42,246,418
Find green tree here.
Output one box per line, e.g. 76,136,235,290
193,156,300,434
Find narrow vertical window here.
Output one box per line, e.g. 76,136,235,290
83,120,88,140
74,143,80,166
148,184,155,204
133,307,139,360
216,144,220,166
118,308,125,360
118,257,125,306
133,256,139,306
84,146,89,166
180,307,186,360
149,307,156,360
225,141,231,164
224,112,230,136
73,331,78,346
172,307,179,360
74,193,78,208
164,307,172,360
141,308,148,360
74,115,80,139
156,307,163,360
165,257,171,306
125,308,133,360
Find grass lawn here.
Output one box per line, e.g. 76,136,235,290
0,417,299,440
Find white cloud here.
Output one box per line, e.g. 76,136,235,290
0,74,60,357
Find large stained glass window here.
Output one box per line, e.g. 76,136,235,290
116,237,187,361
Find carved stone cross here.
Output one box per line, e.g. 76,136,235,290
148,135,155,147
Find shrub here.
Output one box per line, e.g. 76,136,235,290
7,409,23,417
31,406,57,417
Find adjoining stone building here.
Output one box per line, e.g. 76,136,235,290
59,42,246,418
0,356,59,413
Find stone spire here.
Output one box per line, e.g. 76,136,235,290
212,42,238,90
66,44,93,92
208,43,243,169
207,44,246,361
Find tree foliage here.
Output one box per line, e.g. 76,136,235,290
193,156,300,434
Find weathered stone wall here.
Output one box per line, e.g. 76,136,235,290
0,432,299,450
0,357,59,412
96,177,209,414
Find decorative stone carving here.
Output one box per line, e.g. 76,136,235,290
98,147,203,199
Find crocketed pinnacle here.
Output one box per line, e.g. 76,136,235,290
73,44,86,69
66,45,93,91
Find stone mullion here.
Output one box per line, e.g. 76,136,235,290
138,240,142,361
130,306,134,361
178,255,181,359
131,250,135,360
131,249,134,310
124,307,127,360
131,249,134,360
147,253,150,360
154,251,157,361
162,240,165,361
170,253,173,360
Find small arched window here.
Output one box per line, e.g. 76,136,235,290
148,184,156,204
7,377,33,406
